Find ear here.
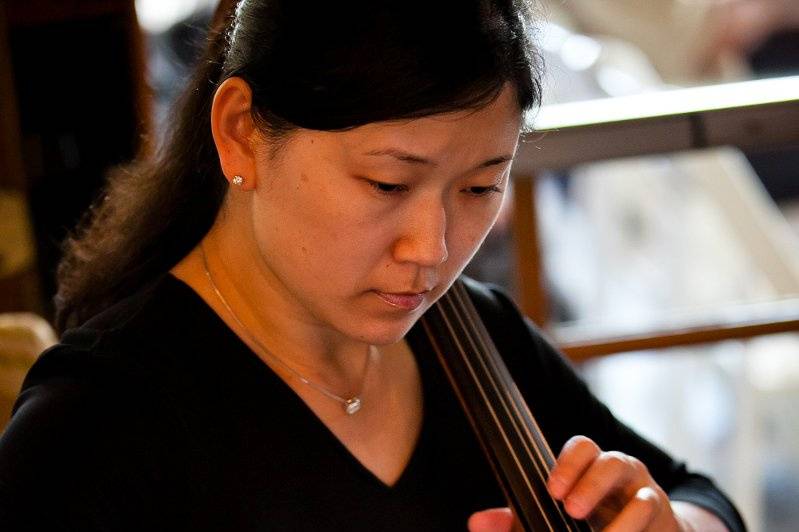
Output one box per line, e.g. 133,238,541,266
210,77,261,190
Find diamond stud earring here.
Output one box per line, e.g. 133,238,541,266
232,175,244,187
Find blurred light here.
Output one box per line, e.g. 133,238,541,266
135,0,214,33
596,66,646,97
540,22,571,53
560,35,602,72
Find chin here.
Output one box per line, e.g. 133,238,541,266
349,315,421,346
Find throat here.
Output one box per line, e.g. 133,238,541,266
303,339,424,488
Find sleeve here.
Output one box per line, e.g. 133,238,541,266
0,345,193,531
462,277,747,532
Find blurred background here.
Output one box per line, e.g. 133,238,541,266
1,1,798,529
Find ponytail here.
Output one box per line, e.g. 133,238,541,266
54,4,237,332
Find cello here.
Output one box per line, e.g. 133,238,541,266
421,279,593,531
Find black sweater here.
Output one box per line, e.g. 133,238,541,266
0,275,745,531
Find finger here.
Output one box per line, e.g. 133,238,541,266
602,486,662,532
467,507,514,532
547,435,601,500
562,451,646,520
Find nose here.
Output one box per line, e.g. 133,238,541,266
392,199,449,267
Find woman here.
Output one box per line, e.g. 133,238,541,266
0,1,744,530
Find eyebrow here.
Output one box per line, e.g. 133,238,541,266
364,148,513,170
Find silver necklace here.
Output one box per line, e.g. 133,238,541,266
200,244,371,415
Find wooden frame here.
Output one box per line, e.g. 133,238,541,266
511,76,799,360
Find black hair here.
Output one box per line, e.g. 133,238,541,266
55,0,543,332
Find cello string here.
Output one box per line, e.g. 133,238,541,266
440,289,552,484
449,282,585,529
420,318,556,532
428,296,558,531
442,287,572,529
428,304,555,531
450,282,588,530
436,288,562,531
450,283,562,474
448,283,553,467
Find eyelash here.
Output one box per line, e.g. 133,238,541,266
368,180,409,194
465,185,504,197
365,180,503,197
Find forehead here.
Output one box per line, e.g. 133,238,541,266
365,85,518,146
293,85,523,168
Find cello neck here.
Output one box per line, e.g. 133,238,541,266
420,279,592,532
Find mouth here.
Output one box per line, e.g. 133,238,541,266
373,290,430,311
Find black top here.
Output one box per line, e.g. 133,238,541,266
0,275,745,531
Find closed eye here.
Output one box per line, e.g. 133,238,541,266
465,185,503,197
365,179,409,195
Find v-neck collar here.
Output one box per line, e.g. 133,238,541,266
162,273,438,492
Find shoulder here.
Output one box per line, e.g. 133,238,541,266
2,346,141,476
455,276,610,447
28,275,224,395
4,334,186,466
7,278,166,415
5,274,225,445
458,276,569,376
459,274,513,313
0,340,195,529
2,275,207,482
458,275,530,339
57,273,192,355
1,344,162,510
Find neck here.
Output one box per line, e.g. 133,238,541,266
171,220,374,389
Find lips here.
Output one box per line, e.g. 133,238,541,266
374,290,429,311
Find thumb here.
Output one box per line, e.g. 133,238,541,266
468,507,514,532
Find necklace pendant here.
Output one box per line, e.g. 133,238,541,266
344,397,362,415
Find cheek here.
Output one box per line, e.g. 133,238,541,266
280,180,389,272
258,174,338,238
450,202,503,255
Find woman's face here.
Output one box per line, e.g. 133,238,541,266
247,85,522,345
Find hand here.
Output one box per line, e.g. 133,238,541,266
546,436,681,530
467,507,514,532
468,436,686,531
